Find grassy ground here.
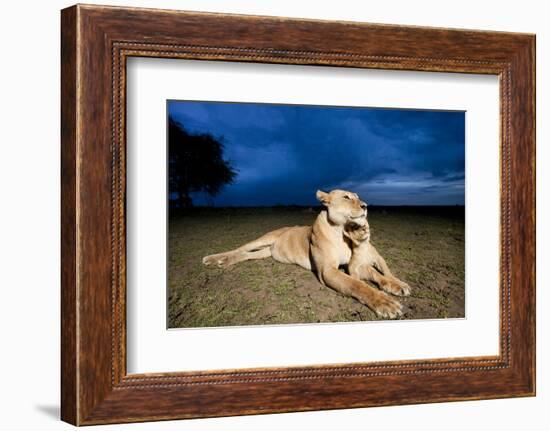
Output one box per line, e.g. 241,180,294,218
168,206,465,328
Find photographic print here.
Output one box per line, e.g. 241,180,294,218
167,100,465,328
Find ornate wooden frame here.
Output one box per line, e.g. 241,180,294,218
61,4,535,425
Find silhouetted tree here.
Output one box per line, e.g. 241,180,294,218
168,117,237,207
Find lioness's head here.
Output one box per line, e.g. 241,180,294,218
316,189,368,227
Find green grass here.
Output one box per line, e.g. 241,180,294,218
168,206,465,328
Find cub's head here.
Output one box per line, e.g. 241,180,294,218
344,222,371,246
316,189,368,227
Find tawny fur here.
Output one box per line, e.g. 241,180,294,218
344,223,411,297
202,189,409,318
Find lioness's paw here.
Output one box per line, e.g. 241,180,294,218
382,280,411,297
202,254,226,267
215,256,233,268
371,293,403,319
398,282,411,296
202,255,217,266
202,254,233,268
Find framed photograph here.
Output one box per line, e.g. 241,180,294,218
61,4,535,425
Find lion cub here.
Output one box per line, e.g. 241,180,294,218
344,222,411,297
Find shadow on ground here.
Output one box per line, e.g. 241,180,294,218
35,404,59,420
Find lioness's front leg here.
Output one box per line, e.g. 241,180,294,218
350,263,410,297
367,245,411,296
321,267,402,318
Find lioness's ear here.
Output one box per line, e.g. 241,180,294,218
316,190,331,206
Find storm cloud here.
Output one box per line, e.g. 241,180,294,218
168,100,465,206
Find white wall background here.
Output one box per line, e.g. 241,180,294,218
0,0,546,429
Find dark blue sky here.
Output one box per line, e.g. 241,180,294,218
168,100,465,206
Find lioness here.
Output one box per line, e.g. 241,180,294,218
202,189,408,318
